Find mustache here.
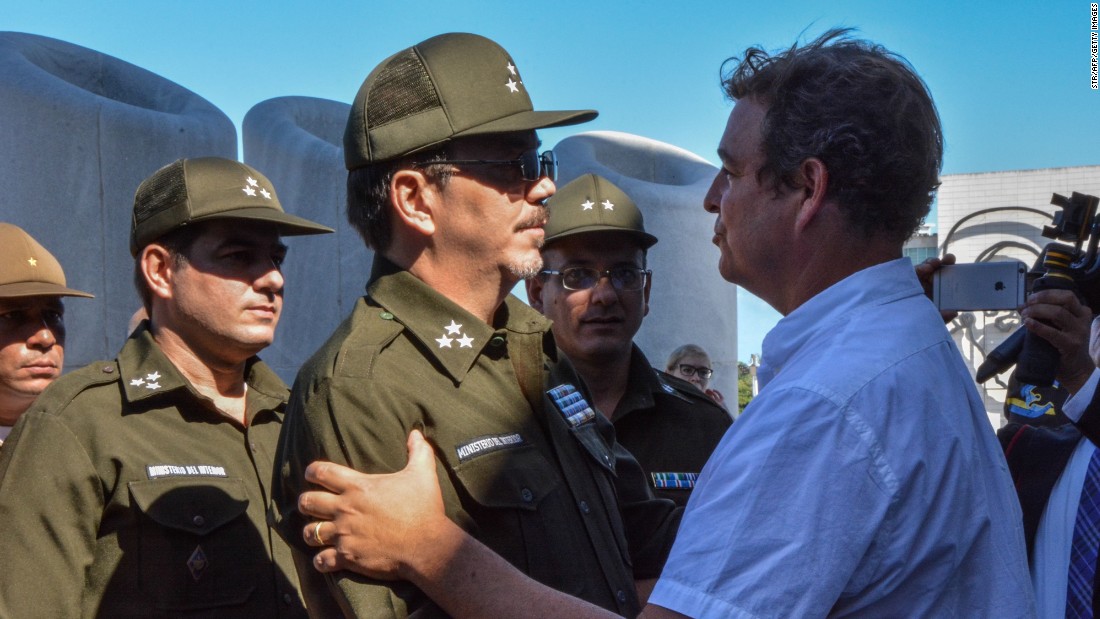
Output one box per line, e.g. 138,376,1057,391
517,205,549,230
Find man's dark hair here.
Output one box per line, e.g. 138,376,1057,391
131,223,204,314
721,28,943,244
347,146,451,252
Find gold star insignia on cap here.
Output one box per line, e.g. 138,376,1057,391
506,62,517,76
26,257,37,267
506,78,519,93
602,199,615,211
243,185,257,197
246,177,259,187
259,188,271,200
581,200,594,211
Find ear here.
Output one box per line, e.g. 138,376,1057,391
526,275,545,313
390,169,438,237
140,244,175,304
793,157,830,232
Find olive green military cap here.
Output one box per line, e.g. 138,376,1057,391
130,157,333,256
544,174,658,248
0,223,94,299
344,32,598,169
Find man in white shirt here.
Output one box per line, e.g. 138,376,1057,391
291,28,1036,618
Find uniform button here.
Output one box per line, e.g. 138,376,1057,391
380,312,394,320
489,336,506,347
249,442,258,452
520,488,534,503
101,365,114,374
617,590,628,604
283,593,295,605
192,515,205,527
579,500,590,514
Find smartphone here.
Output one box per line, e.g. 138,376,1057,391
932,260,1027,311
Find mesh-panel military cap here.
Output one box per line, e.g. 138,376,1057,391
0,223,94,299
544,174,657,248
130,157,333,256
344,32,598,168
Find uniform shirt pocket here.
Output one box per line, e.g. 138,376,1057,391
452,444,560,511
128,477,257,611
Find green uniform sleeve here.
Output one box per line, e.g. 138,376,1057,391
274,372,450,618
0,412,103,617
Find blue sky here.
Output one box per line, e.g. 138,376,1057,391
7,1,1099,360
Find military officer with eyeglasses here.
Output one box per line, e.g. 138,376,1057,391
527,175,731,508
272,33,681,618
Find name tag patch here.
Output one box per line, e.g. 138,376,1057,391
547,384,596,428
456,433,526,463
146,464,228,479
651,472,698,489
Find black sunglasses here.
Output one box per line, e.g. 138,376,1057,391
414,148,557,183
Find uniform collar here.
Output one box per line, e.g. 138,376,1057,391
117,322,287,415
367,257,553,384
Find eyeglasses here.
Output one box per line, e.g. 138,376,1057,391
539,267,650,292
677,364,713,379
415,148,557,183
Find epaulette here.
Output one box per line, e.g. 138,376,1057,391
654,370,714,406
333,302,405,379
27,360,121,416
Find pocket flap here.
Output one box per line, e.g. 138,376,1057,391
453,446,559,511
129,477,250,535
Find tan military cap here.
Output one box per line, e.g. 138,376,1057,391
0,223,94,299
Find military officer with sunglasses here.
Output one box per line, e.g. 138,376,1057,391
273,33,680,618
527,175,731,507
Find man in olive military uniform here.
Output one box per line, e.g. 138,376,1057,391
526,174,731,507
273,33,680,618
0,223,93,445
0,158,331,617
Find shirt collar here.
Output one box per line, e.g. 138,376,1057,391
366,256,553,383
758,258,923,387
117,322,288,416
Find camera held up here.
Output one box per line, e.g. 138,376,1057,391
975,191,1100,386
